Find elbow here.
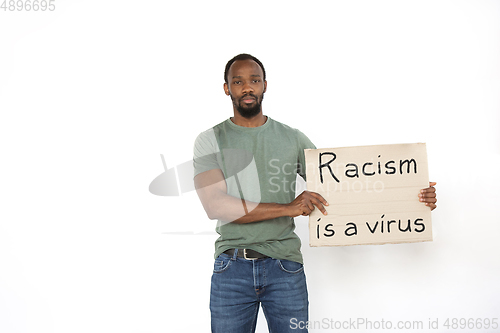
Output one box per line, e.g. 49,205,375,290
206,210,218,220
205,202,236,222
205,202,221,220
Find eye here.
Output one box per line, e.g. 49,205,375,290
233,81,241,85
252,79,261,83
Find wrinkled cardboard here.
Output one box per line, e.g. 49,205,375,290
305,143,432,246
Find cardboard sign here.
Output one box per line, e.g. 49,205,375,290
305,143,432,246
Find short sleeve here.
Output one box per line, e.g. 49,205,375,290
296,129,316,180
193,128,221,178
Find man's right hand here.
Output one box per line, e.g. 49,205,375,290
286,191,329,217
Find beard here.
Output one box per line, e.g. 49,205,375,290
231,93,264,119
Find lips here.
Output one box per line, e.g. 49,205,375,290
241,95,256,103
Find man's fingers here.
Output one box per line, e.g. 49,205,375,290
419,192,436,199
308,192,328,215
419,182,437,204
306,201,315,212
419,194,437,202
421,181,437,194
296,191,328,216
309,197,328,215
310,192,329,206
426,203,437,210
314,200,328,215
421,187,436,194
305,198,322,215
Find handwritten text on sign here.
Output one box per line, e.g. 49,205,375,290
305,143,432,246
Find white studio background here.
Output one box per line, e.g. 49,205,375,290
0,1,499,332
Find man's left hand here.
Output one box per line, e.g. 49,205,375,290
419,181,437,210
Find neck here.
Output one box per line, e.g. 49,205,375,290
231,111,267,128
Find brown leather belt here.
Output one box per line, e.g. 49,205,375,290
223,248,269,260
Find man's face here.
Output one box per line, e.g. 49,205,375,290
224,59,267,118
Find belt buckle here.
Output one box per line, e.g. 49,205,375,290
243,249,258,260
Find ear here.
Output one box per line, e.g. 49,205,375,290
223,82,230,96
263,80,267,93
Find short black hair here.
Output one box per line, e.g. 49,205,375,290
224,53,266,84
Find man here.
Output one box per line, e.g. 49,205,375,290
193,54,437,333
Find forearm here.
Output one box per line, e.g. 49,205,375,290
233,201,291,224
205,191,292,224
194,169,301,223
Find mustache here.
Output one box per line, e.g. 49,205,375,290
240,94,257,101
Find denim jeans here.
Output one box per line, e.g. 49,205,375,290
210,249,309,333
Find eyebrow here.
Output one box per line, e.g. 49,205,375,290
232,75,262,79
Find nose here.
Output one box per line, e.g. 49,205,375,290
242,81,254,94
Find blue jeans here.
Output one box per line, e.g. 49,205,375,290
210,249,309,333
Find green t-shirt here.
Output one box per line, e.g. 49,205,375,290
193,116,316,264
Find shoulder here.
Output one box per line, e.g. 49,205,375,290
194,128,215,149
193,120,227,155
194,119,230,143
268,117,294,131
268,117,314,144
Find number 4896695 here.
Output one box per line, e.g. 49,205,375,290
1,0,56,11
443,318,498,330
